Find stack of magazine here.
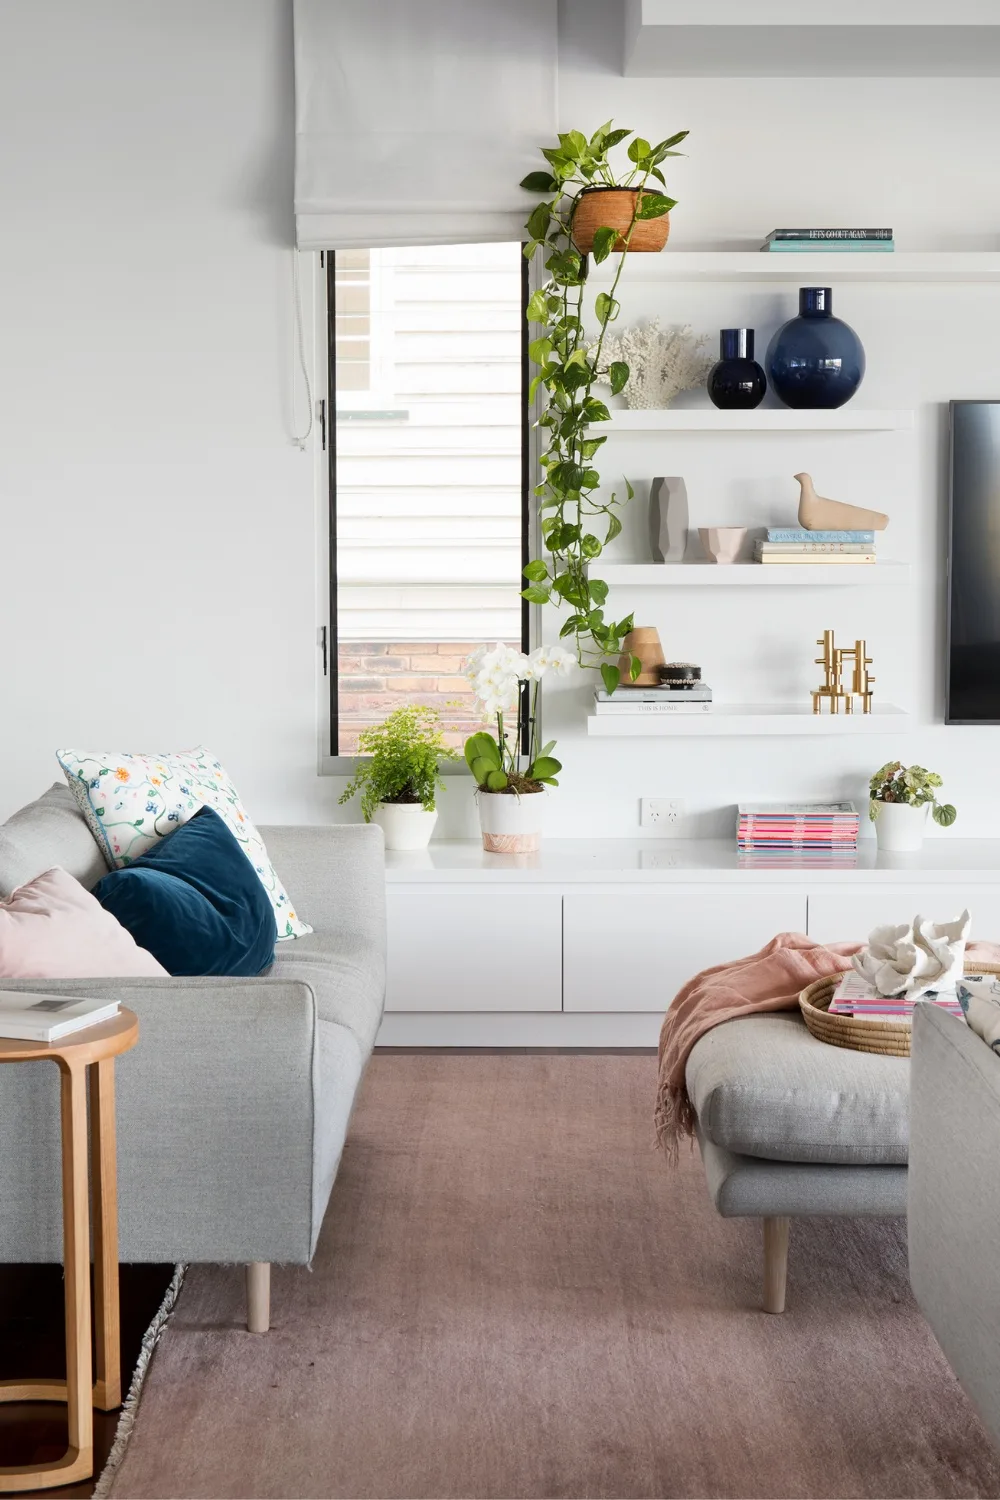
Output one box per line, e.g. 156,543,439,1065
760,227,894,254
828,970,964,1019
737,802,860,865
755,528,877,566
594,682,713,718
0,992,120,1042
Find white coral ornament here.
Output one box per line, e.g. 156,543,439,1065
599,319,712,410
852,910,971,999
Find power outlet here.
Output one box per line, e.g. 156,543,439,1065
641,798,685,830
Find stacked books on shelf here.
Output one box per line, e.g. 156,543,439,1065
760,227,894,253
755,528,877,566
593,683,713,717
827,970,964,1019
737,802,860,866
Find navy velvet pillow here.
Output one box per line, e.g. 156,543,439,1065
92,806,276,977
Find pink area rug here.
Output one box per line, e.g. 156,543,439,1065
108,1053,1000,1499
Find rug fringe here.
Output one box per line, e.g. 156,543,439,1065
92,1263,187,1500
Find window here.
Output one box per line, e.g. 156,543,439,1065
327,242,528,756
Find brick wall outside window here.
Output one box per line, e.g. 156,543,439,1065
337,641,520,755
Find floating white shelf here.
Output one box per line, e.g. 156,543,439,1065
598,561,910,587
597,408,914,433
586,704,910,738
588,252,1000,285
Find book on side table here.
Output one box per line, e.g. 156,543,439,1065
0,991,120,1042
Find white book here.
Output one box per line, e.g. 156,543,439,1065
593,700,712,715
0,991,120,1043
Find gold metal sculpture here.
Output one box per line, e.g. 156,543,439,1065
811,629,875,714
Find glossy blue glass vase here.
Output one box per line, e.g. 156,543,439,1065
765,287,866,409
708,328,767,409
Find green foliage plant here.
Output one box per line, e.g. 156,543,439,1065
338,704,458,823
868,761,957,827
520,120,688,695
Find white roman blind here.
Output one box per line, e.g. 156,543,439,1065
292,0,558,250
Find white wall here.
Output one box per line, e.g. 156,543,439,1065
1,1,999,839
0,1,330,823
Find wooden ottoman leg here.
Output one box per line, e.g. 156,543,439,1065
246,1263,271,1333
763,1216,790,1314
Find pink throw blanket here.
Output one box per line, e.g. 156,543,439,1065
656,931,1000,1160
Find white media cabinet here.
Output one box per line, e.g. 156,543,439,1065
378,839,1000,1047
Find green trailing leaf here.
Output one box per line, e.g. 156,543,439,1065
629,653,642,682
608,360,630,395
520,170,559,193
527,203,552,241
627,136,651,163
522,558,549,582
601,662,621,695
526,289,549,322
591,226,618,264
594,292,620,323
605,512,623,545
933,803,958,827
521,585,551,605
636,192,676,220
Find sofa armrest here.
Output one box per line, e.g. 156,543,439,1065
0,977,321,1263
909,1003,1000,1446
260,822,386,959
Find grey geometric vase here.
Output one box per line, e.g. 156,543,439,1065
649,477,689,563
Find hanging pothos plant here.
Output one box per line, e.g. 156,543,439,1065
520,122,688,693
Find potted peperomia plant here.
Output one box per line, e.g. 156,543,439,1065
520,120,689,694
463,644,574,853
869,761,958,853
339,704,458,851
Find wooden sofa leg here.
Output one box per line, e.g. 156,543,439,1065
246,1262,271,1333
762,1217,790,1314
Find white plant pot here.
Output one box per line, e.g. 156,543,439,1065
372,802,437,852
477,789,545,854
874,801,929,853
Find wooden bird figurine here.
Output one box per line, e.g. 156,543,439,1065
795,472,889,532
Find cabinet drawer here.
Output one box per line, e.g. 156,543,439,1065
563,892,808,1012
807,891,1000,945
386,893,562,1012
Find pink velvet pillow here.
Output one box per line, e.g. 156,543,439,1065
0,866,167,977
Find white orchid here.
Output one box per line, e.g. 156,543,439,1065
461,642,568,793
528,644,577,679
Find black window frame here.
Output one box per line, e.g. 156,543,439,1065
325,247,531,760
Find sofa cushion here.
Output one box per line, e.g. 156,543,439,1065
268,927,384,1054
0,866,167,978
56,745,311,940
686,1012,909,1166
0,784,108,897
93,807,276,977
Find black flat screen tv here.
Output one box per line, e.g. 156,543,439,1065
947,400,1000,723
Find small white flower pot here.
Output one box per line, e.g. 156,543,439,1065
372,802,438,852
477,789,545,854
874,801,929,853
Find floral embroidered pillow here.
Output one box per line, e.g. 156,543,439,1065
56,746,310,940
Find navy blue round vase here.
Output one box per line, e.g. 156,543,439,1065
765,288,866,409
708,328,766,410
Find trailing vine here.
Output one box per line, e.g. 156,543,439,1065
520,122,687,693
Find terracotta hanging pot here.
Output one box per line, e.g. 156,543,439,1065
571,187,670,255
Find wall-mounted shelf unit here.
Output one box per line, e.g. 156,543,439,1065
586,705,910,737
597,409,914,433
589,252,1000,285
598,562,910,587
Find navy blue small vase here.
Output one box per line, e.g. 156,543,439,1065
708,329,766,410
766,287,865,409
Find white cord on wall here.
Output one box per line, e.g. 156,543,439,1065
291,248,314,451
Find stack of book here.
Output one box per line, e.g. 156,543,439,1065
593,683,713,718
737,802,860,865
760,227,894,253
755,528,876,566
828,970,964,1019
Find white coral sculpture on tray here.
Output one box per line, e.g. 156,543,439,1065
599,319,713,410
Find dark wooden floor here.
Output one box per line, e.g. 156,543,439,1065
0,1264,175,1498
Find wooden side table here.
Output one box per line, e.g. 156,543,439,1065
0,1009,139,1493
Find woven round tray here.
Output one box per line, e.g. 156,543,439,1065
800,961,1000,1057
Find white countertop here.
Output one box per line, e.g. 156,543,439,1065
384,838,1000,885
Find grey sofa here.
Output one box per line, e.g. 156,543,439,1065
909,1002,1000,1446
0,784,386,1331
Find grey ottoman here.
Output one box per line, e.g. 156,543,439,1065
686,1012,909,1313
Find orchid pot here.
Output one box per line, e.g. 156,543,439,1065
477,788,546,855
463,643,575,855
